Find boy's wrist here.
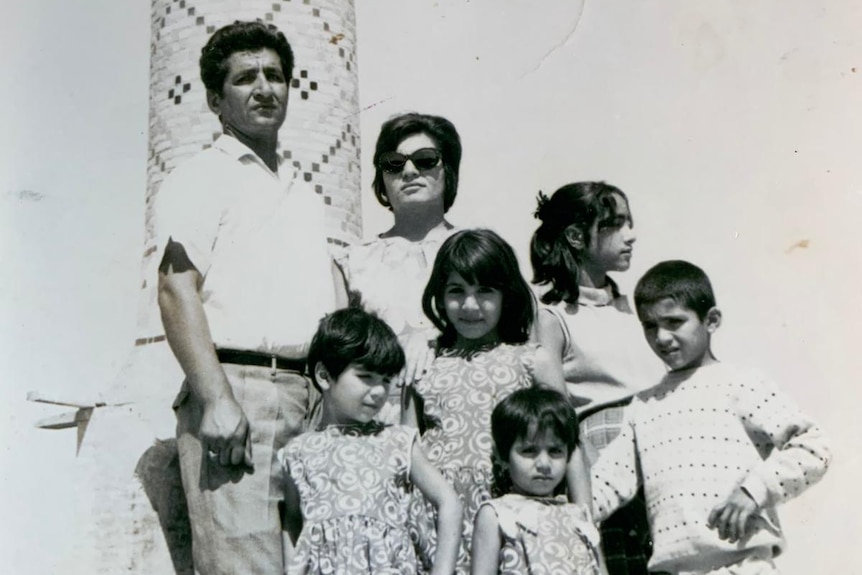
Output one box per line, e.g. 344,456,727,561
738,485,758,506
738,476,767,508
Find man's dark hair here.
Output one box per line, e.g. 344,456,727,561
200,20,294,94
634,260,717,321
307,308,405,391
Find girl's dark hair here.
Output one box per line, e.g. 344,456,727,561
634,260,717,321
492,387,579,462
372,113,462,213
422,229,534,349
306,307,405,392
530,181,630,305
200,20,295,94
491,387,579,496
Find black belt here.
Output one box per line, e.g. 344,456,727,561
216,348,307,374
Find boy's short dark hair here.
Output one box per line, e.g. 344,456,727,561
634,260,717,320
200,20,295,94
306,308,405,391
491,387,579,462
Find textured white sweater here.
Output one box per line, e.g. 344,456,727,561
591,362,831,573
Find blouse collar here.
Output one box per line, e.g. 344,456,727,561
318,420,386,436
577,277,620,307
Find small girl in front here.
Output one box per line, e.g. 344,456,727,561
404,228,567,574
531,182,665,574
280,308,462,575
471,387,604,575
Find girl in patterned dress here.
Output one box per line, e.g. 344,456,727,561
472,387,604,575
280,308,462,575
403,229,568,574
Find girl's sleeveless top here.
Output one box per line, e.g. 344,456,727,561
280,422,418,575
415,343,538,473
482,493,601,575
544,282,665,416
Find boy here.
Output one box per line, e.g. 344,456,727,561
589,260,830,575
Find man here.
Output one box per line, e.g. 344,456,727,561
156,21,345,574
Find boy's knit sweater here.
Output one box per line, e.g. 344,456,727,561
591,362,830,573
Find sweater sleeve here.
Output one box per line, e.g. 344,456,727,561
590,407,641,522
734,370,831,508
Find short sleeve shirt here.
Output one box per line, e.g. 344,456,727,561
152,135,336,350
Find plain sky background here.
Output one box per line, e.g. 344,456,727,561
1,1,860,572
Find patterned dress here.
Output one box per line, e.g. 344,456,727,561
482,494,601,575
280,422,418,575
411,343,539,574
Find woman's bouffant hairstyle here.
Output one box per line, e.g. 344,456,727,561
200,20,294,94
372,113,462,213
422,229,534,349
530,181,630,306
634,260,717,321
306,307,405,392
490,387,579,496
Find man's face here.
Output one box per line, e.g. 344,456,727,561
208,48,288,142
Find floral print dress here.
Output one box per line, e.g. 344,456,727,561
482,493,601,575
411,343,538,574
280,422,418,575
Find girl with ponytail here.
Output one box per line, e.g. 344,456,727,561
530,181,665,575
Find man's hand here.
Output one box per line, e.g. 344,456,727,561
707,486,759,543
158,249,253,468
201,394,253,468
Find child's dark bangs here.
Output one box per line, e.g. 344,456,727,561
352,324,405,376
447,243,503,288
523,411,576,453
595,193,623,228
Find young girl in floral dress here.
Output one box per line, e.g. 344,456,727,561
280,308,462,575
404,228,567,574
472,386,604,575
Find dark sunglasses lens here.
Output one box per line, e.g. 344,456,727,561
411,149,441,170
379,152,407,173
378,149,441,173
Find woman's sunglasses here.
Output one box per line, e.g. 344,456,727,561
378,148,442,174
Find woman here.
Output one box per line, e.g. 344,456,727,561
337,113,462,422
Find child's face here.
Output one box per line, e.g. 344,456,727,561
639,297,720,372
581,193,636,275
318,363,392,425
443,272,502,348
506,428,568,497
